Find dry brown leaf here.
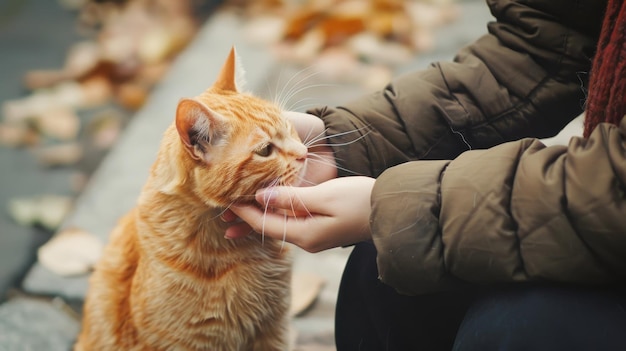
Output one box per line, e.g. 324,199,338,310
80,75,113,107
0,123,39,147
3,82,85,123
23,41,100,90
33,108,81,141
64,41,101,76
275,29,325,64
290,271,326,317
348,33,413,65
311,47,359,81
138,20,194,65
23,70,70,91
116,82,149,110
35,142,83,167
38,227,104,276
8,195,73,230
86,109,124,149
244,15,286,45
135,61,170,86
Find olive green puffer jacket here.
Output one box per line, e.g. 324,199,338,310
312,0,626,294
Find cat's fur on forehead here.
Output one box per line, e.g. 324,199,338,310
176,48,251,153
175,47,289,159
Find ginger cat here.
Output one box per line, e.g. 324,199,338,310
75,48,306,351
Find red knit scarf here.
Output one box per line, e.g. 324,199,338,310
584,0,626,137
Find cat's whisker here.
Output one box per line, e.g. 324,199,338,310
279,74,322,108
307,151,347,166
260,180,283,245
304,126,372,148
283,85,338,111
313,153,348,167
307,150,335,156
293,187,314,220
261,192,270,246
280,83,337,111
295,177,317,187
299,126,318,150
302,127,350,147
210,202,238,222
271,66,291,107
267,177,281,190
274,66,321,110
276,65,318,98
281,212,287,251
300,127,328,147
284,97,319,112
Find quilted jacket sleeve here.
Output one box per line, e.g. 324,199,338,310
371,117,626,295
310,0,606,178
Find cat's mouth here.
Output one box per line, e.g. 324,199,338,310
285,162,308,187
292,159,308,187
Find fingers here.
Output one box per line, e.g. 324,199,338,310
228,204,312,244
257,185,331,216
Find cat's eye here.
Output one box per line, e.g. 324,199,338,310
255,143,273,157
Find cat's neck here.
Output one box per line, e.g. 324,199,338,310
135,187,282,276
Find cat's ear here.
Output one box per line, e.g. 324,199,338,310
213,46,246,92
175,98,228,162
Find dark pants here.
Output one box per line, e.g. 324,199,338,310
335,241,626,351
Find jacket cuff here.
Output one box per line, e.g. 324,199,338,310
371,160,461,295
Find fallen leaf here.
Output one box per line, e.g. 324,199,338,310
38,227,104,276
35,142,83,167
0,123,39,147
8,195,73,231
290,271,326,317
33,108,81,141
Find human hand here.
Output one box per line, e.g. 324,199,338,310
284,111,337,186
224,176,375,252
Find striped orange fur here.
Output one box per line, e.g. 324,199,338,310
74,48,305,351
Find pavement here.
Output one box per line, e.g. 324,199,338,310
1,1,588,349
0,0,81,301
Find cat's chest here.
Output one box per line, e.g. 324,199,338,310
133,246,291,310
129,250,291,344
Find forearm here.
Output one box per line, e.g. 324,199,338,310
371,117,626,295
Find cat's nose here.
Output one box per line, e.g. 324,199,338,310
295,144,307,161
296,151,307,162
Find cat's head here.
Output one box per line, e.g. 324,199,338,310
164,48,307,207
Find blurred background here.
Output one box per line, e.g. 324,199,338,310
0,0,493,349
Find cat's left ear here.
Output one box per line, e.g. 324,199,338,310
213,46,246,92
175,98,229,162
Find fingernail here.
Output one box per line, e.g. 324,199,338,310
220,209,237,222
224,229,236,239
257,188,278,204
